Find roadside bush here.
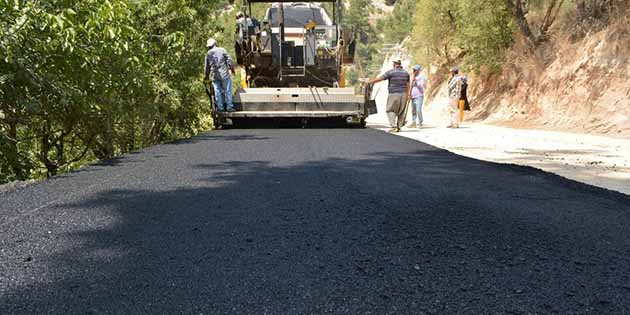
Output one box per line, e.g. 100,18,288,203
0,0,228,182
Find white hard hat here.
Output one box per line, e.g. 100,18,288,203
206,38,216,48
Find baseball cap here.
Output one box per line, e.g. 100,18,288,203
413,65,422,71
392,59,402,64
206,38,216,48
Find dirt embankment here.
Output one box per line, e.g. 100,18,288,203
457,22,630,138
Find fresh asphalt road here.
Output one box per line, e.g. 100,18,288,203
1,128,630,314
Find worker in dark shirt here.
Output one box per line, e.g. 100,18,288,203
363,59,411,133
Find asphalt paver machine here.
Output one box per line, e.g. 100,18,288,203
213,0,376,128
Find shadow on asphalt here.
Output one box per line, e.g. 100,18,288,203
2,130,630,314
229,117,354,129
170,134,272,144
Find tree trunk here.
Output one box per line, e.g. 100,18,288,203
7,117,26,180
40,126,58,177
504,0,535,42
539,0,566,42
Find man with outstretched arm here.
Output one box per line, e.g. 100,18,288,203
204,38,236,112
362,59,410,133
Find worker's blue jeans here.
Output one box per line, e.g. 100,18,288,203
411,96,424,125
212,77,233,111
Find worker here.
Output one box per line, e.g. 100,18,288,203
363,59,410,133
246,14,261,52
204,38,236,112
447,67,463,128
408,64,426,128
235,12,246,63
260,19,271,50
235,12,246,43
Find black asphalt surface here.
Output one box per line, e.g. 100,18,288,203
1,128,630,314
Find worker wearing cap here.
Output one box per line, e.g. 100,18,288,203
447,66,463,128
363,59,410,133
204,38,236,112
235,12,247,44
409,64,426,128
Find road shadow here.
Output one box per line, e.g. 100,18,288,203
231,117,353,129
169,133,272,144
2,134,630,314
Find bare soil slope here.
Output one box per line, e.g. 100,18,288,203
468,22,630,137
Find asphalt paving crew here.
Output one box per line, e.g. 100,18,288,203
247,14,261,52
234,12,246,62
447,66,464,128
363,59,411,133
408,64,427,128
204,38,236,112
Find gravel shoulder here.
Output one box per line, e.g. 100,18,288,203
367,79,630,196
369,121,630,196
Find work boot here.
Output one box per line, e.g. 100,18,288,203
409,122,417,128
387,127,398,133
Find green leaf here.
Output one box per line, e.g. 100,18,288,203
107,27,116,39
55,15,64,29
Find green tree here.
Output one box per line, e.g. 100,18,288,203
0,0,231,182
410,0,514,71
344,0,377,84
380,0,416,44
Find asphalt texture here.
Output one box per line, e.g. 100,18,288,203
1,128,630,314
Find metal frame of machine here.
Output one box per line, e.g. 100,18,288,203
211,0,375,128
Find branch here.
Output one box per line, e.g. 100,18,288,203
504,0,535,43
539,0,566,41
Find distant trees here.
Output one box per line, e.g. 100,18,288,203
410,0,514,71
0,0,231,183
408,0,628,73
344,0,377,83
344,0,416,83
378,0,416,44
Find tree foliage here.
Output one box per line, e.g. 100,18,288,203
344,0,377,84
0,0,230,183
378,0,416,45
410,0,514,71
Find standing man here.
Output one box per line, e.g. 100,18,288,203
234,12,246,64
447,66,463,128
363,59,410,133
409,64,426,128
204,38,236,112
246,14,261,52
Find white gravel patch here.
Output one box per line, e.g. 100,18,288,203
366,72,630,196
